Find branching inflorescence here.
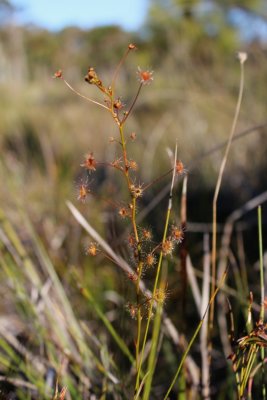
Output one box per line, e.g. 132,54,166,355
54,44,185,398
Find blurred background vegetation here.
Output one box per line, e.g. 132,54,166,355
0,0,267,398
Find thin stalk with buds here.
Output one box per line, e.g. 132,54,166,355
210,52,247,332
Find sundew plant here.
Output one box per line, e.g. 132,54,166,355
54,44,190,399
1,42,266,400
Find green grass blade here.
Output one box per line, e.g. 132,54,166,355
81,287,135,365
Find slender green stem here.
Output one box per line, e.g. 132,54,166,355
119,124,131,188
131,198,139,246
133,372,150,400
111,48,131,90
63,79,109,110
248,357,267,399
118,124,144,385
81,287,135,364
142,291,164,400
135,210,170,394
135,213,170,394
135,145,178,395
163,268,228,400
241,345,257,397
143,168,173,191
210,56,246,332
122,83,143,124
135,304,142,372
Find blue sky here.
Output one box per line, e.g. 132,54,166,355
11,0,149,31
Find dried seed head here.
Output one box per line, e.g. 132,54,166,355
237,52,247,64
86,242,99,257
80,153,97,171
162,239,174,256
137,67,153,85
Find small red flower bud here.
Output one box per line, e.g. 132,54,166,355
84,67,103,88
54,70,63,79
113,98,124,110
128,43,137,50
85,67,97,83
137,67,153,85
